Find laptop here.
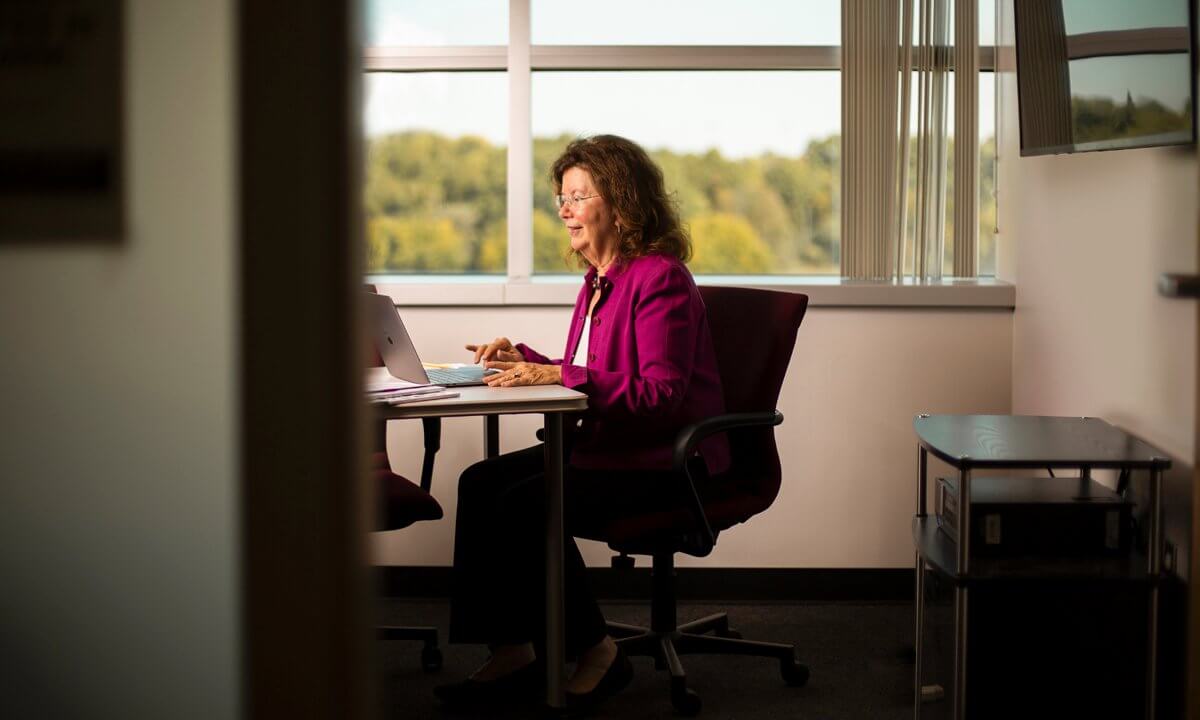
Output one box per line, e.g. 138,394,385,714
366,291,495,387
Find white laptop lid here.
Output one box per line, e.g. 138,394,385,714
365,292,432,384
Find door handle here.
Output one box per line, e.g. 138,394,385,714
1159,273,1200,298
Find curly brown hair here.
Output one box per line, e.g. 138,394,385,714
551,135,691,266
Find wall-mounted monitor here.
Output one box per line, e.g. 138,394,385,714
1014,0,1195,156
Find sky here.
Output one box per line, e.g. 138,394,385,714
1061,0,1188,35
363,0,999,157
1059,0,1192,109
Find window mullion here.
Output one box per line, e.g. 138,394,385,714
530,45,840,70
507,0,533,284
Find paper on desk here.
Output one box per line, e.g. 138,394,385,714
381,390,458,405
365,376,431,394
369,385,449,401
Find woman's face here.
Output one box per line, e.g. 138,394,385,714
558,166,619,262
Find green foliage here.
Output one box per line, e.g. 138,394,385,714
365,131,505,273
534,210,571,272
367,216,468,272
978,136,997,274
364,129,996,276
479,211,574,273
1071,94,1192,144
477,218,506,272
688,213,774,274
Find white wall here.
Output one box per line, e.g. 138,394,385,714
0,2,238,718
1000,15,1198,575
373,304,1012,569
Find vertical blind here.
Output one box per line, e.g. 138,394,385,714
841,0,980,280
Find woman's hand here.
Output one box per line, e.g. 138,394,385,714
465,337,525,365
483,361,562,387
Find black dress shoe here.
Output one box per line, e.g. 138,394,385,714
433,660,544,710
564,647,633,712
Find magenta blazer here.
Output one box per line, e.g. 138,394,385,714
517,254,731,474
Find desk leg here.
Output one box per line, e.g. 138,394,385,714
953,586,968,720
913,554,925,720
484,416,499,459
953,467,971,720
543,412,566,710
1146,467,1162,720
914,444,928,720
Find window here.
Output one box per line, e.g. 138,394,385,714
366,0,507,45
363,0,998,281
531,71,841,275
979,0,997,276
530,0,839,45
364,73,507,275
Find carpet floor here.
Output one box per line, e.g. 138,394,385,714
377,599,948,720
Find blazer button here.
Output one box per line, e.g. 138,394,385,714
593,317,601,326
589,353,596,362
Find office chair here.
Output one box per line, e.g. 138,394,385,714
375,447,445,672
578,285,810,716
367,285,446,672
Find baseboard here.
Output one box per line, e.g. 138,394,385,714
379,566,914,603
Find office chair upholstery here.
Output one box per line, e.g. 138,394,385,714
578,285,810,716
375,452,445,672
367,286,446,672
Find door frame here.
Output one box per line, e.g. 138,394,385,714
239,2,369,718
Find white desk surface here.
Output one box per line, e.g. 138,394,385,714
368,368,588,420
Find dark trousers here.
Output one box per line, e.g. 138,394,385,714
448,442,687,659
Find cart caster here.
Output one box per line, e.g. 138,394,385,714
781,659,809,687
421,644,443,673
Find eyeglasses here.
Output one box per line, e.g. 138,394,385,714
554,193,600,210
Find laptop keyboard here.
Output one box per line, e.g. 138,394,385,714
425,367,485,385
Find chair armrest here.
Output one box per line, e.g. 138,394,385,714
667,410,783,557
671,411,783,470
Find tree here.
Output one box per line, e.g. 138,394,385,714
475,211,575,274
477,219,506,272
533,210,572,272
687,213,774,274
367,130,1007,276
367,216,467,272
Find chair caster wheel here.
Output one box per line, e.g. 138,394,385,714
781,659,809,687
715,628,743,640
421,645,443,673
671,687,701,716
670,678,701,716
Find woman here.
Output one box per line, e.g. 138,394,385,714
436,135,729,712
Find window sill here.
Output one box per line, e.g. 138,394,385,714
369,275,1015,309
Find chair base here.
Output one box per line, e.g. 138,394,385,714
379,625,443,673
608,612,808,717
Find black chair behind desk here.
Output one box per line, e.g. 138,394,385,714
577,285,810,716
374,424,445,672
367,285,446,672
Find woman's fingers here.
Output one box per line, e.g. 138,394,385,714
483,361,533,387
467,338,521,365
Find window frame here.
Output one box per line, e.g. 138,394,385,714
364,0,1008,307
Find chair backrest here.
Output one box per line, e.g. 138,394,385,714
364,283,386,368
699,286,808,526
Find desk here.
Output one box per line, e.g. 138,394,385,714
912,415,1170,720
373,371,588,710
